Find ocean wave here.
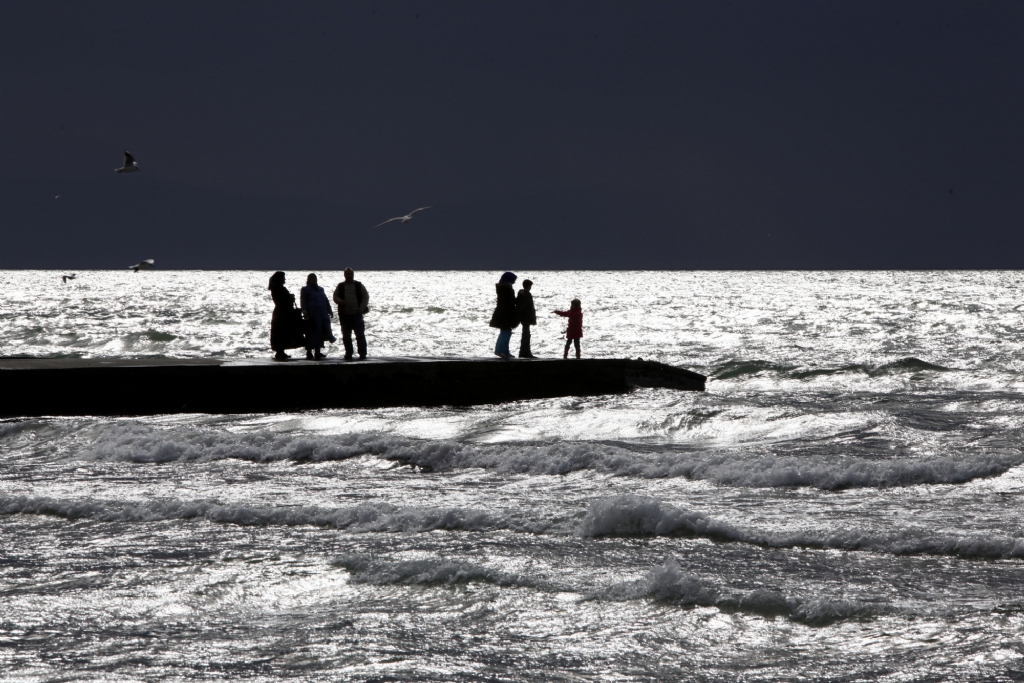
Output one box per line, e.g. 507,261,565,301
711,357,952,381
7,491,1023,560
593,554,719,605
332,554,540,589
78,424,395,464
74,424,1022,489
331,552,875,626
593,556,873,626
869,357,952,376
0,494,528,533
637,451,1024,489
381,442,1024,490
0,420,41,439
712,360,795,381
579,495,1024,559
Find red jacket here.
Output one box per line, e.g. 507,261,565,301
554,308,583,338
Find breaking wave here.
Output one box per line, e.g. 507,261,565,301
0,420,41,439
593,556,873,626
579,495,1024,559
332,553,876,626
77,424,394,464
6,491,1024,560
72,423,1022,490
711,357,952,381
332,555,541,589
0,494,537,533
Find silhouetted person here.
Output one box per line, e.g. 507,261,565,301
553,298,583,358
300,273,335,360
516,279,537,358
490,271,519,359
332,268,370,361
268,271,305,361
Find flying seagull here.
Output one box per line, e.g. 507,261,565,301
373,206,434,229
130,259,155,272
116,151,141,173
61,274,76,283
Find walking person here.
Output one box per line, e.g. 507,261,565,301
490,271,519,359
300,273,335,360
332,268,370,360
268,271,305,361
553,298,583,358
516,279,537,358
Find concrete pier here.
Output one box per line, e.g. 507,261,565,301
0,356,706,417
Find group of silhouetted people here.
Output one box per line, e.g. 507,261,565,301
489,271,583,359
268,269,369,361
269,270,583,361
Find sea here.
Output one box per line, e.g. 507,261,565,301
2,269,1024,682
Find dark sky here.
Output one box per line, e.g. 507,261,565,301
2,1,1022,269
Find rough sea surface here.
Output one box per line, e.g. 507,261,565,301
2,270,1024,682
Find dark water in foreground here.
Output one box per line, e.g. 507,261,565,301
2,270,1024,681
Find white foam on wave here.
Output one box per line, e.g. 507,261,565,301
579,495,1024,559
78,423,395,464
0,418,59,442
594,555,719,605
333,552,875,626
593,556,872,626
0,494,537,533
6,489,1021,560
0,421,33,439
332,554,542,589
72,423,1022,490
332,552,874,625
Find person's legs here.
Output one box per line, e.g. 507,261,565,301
573,338,581,358
305,319,318,359
313,317,330,359
341,314,355,359
353,315,367,358
563,339,570,359
518,324,532,358
313,329,325,358
495,329,512,357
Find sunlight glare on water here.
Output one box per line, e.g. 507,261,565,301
2,270,1024,681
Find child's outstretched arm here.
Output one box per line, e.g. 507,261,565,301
553,310,568,317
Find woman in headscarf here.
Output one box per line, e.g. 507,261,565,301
489,271,520,359
300,273,336,360
268,271,305,361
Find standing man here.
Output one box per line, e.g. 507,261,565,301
516,279,537,358
333,268,370,360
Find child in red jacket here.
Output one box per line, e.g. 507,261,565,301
553,299,583,358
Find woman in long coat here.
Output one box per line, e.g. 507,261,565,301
268,271,305,361
300,273,336,360
489,271,520,359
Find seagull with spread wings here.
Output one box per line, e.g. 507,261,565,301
116,151,141,173
373,206,434,229
130,259,155,272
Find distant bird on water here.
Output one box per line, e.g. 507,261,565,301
373,206,434,229
130,259,155,272
61,274,76,283
115,151,141,173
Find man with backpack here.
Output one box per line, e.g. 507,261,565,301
333,268,370,360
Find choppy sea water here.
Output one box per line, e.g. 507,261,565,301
3,270,1024,681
